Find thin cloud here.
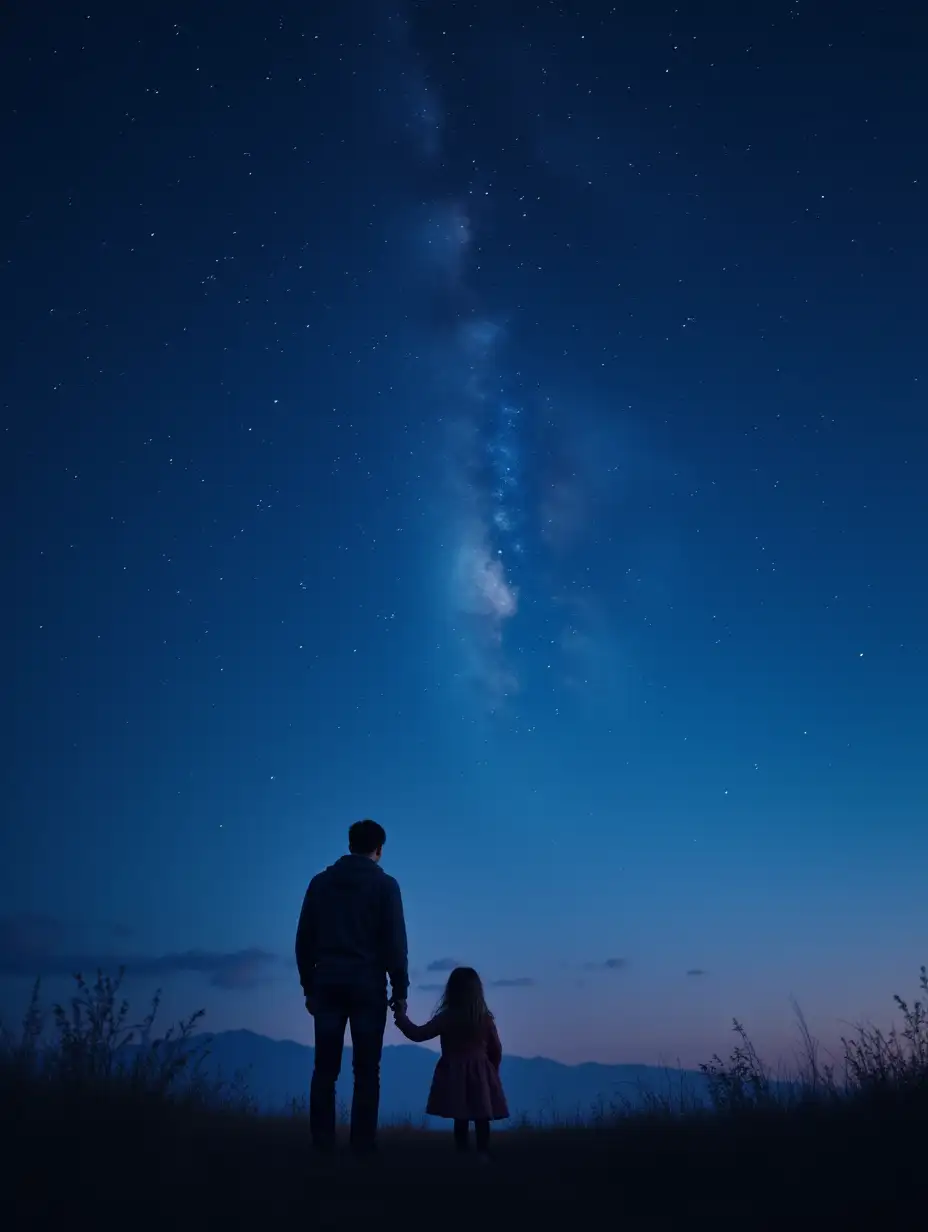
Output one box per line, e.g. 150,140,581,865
417,983,446,993
0,947,277,991
686,968,708,977
0,914,276,991
489,977,535,988
583,957,628,972
426,957,459,972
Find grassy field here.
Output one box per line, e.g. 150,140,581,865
3,969,927,1228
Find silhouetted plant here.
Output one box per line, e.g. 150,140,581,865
2,963,926,1137
841,965,928,1093
700,965,928,1113
1,978,45,1069
700,1019,774,1112
0,968,245,1107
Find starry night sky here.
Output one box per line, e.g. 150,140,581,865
4,1,926,1066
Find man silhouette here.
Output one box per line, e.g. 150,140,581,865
295,819,409,1154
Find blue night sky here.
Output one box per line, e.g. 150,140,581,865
4,2,925,1067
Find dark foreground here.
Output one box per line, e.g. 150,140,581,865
6,1084,927,1230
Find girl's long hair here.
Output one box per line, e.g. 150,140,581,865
436,966,492,1037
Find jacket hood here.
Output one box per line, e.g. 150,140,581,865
325,853,382,884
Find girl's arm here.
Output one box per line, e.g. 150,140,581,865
394,1011,444,1043
487,1018,502,1068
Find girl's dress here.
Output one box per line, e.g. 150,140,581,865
396,1011,510,1121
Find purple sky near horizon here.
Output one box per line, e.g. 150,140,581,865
3,1,926,1069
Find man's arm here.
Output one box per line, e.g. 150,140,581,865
383,876,409,1005
295,881,317,999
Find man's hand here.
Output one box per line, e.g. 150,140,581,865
390,998,407,1018
304,995,316,1017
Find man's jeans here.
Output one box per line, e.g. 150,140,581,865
310,984,388,1152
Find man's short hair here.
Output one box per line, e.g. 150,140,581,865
348,818,386,855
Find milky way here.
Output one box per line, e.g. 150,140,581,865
389,14,613,709
448,312,523,703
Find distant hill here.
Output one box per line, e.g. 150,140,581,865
190,1030,713,1124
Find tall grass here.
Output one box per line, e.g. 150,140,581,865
699,965,928,1113
1,964,926,1128
2,965,926,1222
0,968,249,1111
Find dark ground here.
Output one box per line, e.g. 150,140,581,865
5,1084,927,1229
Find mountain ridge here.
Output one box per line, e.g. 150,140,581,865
188,1029,714,1123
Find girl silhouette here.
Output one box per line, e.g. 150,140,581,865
393,966,509,1155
